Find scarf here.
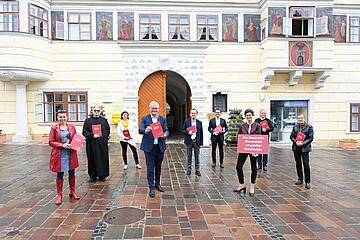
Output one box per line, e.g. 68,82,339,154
122,120,129,130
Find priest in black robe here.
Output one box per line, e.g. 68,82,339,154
82,105,110,182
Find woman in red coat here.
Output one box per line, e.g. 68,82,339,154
49,110,80,205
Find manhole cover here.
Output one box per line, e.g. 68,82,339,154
103,207,145,225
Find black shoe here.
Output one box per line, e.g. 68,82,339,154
155,184,164,192
149,189,155,198
263,165,267,171
220,163,224,168
249,191,255,197
295,180,303,185
305,183,311,189
233,187,246,193
88,177,97,182
186,170,191,175
195,171,201,176
257,164,262,170
212,163,216,168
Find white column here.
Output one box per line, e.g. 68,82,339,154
12,81,31,142
191,96,210,147
19,1,28,33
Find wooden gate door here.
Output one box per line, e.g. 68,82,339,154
138,71,166,127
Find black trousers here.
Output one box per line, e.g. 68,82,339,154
120,141,139,165
236,153,257,184
211,137,224,164
186,141,200,171
257,154,268,166
293,150,311,183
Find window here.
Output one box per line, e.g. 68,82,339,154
0,1,18,31
197,15,218,41
140,14,161,40
29,4,48,37
213,92,227,112
43,92,88,122
283,6,328,37
350,17,360,42
68,13,91,40
168,14,190,41
350,103,360,132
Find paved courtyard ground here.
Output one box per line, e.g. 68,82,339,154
0,143,359,240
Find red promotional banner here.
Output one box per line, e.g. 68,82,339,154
123,130,131,139
187,125,197,133
70,134,86,151
150,121,164,138
237,134,269,154
213,125,222,134
296,132,305,142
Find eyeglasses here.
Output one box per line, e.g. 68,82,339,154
94,110,100,112
151,108,159,110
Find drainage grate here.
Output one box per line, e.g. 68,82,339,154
103,207,145,225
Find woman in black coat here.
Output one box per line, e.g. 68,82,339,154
290,113,314,189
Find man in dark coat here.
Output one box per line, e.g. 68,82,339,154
290,113,314,189
255,109,274,171
208,108,228,168
139,101,169,198
182,109,203,176
82,105,110,182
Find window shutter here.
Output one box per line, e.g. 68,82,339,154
308,19,314,36
55,21,64,39
282,17,292,36
315,16,328,35
33,92,44,122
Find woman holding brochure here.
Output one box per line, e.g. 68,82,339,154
117,111,141,170
234,109,261,196
49,110,80,205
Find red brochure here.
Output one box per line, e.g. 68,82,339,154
237,134,269,154
70,134,86,151
213,125,222,134
187,125,197,133
150,121,164,138
260,120,270,130
92,124,102,136
123,130,131,139
296,132,305,142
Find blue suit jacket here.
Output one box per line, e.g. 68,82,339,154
182,118,203,146
139,114,169,153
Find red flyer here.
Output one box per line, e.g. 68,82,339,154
92,124,102,136
296,132,305,142
123,130,131,139
213,125,222,134
150,121,164,138
70,134,86,151
237,134,269,154
260,120,270,130
187,125,197,133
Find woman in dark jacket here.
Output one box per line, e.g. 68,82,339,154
234,109,261,196
49,110,80,205
290,113,314,189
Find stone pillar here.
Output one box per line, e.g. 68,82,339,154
191,96,209,147
12,81,31,142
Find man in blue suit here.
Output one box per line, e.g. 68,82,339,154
182,109,203,176
139,101,169,198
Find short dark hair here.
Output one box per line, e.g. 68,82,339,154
56,109,67,116
244,109,254,116
191,108,198,114
121,111,129,119
214,108,221,113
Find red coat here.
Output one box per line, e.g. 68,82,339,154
49,124,79,172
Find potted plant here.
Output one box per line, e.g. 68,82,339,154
0,130,6,142
339,138,359,149
225,109,244,146
42,133,49,144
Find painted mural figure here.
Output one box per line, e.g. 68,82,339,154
334,15,346,42
245,17,258,41
270,9,283,34
119,16,132,40
223,17,236,41
98,16,112,40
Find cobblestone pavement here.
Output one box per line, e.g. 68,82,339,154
0,143,359,240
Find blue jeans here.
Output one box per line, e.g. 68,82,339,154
57,169,75,179
145,145,164,189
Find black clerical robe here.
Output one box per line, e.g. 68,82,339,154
82,116,110,179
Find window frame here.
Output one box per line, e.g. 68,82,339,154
43,92,88,123
212,93,227,112
139,13,161,41
0,0,19,32
168,14,190,41
28,3,48,37
350,103,360,132
288,6,315,37
349,16,360,43
197,14,218,41
67,12,92,40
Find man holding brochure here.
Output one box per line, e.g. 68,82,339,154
290,113,314,189
255,109,274,171
208,108,228,168
139,101,169,198
182,109,203,176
